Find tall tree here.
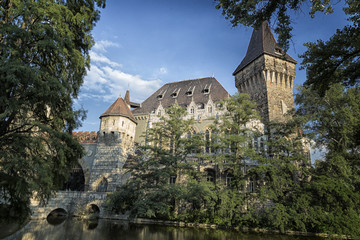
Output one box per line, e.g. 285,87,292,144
0,0,105,219
107,103,201,219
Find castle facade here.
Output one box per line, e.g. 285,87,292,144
72,21,297,193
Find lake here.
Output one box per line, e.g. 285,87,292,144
3,218,323,240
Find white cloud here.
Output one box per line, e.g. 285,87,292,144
81,40,163,104
90,51,122,68
92,40,120,53
159,67,167,74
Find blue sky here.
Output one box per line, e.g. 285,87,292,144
75,0,349,132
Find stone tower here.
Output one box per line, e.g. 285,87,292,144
89,94,137,192
233,21,297,123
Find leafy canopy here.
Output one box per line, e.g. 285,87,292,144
0,0,105,219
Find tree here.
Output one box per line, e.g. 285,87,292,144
215,0,334,52
107,103,202,219
216,1,360,237
0,0,106,219
209,93,262,226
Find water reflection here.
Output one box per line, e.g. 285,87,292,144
4,218,322,240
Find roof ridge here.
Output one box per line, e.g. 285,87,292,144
164,77,215,85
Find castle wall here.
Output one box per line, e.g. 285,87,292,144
235,54,296,123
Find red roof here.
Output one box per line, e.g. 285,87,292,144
100,97,136,123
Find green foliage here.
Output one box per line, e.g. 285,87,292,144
215,0,333,52
0,0,105,219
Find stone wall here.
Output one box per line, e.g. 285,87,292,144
235,54,296,123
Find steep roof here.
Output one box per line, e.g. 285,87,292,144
233,21,297,75
132,77,229,115
100,97,136,122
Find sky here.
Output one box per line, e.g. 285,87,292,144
75,0,349,133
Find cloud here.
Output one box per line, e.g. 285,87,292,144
92,40,120,53
90,51,122,68
80,40,163,104
159,67,167,74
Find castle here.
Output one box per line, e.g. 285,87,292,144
71,21,297,193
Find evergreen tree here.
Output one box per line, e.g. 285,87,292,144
0,0,105,219
209,93,262,226
107,103,203,219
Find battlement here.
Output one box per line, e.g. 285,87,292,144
73,131,98,143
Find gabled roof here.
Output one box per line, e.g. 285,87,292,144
233,21,297,75
100,97,136,122
132,77,229,115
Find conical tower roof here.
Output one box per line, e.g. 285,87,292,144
233,21,297,75
100,97,136,122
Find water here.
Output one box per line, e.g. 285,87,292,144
4,218,322,240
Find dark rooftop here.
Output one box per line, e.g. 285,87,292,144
132,77,229,115
233,21,297,76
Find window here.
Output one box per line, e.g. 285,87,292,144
157,94,163,100
208,106,212,113
254,138,259,152
226,173,233,187
158,110,162,116
169,175,176,184
248,178,255,193
205,130,210,153
190,107,194,114
197,103,204,109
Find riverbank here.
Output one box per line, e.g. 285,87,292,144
101,216,350,239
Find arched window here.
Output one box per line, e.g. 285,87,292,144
205,129,210,153
211,130,216,153
96,177,108,192
248,177,255,193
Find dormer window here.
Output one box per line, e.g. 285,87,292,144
186,86,195,96
275,47,282,55
202,84,211,94
171,88,180,98
157,89,167,100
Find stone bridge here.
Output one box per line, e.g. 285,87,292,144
30,191,109,219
